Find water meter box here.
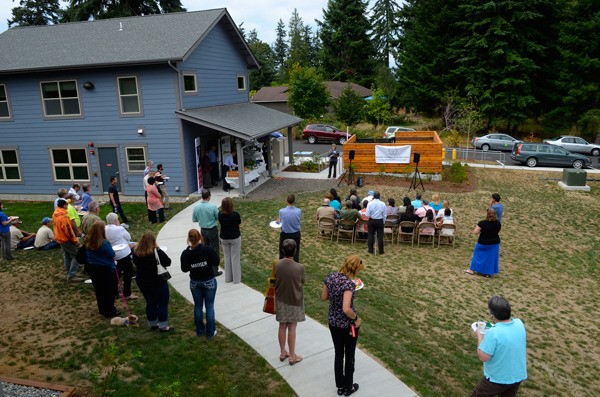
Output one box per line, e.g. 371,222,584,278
562,169,586,186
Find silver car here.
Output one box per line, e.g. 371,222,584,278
471,133,521,151
384,126,416,139
543,136,600,157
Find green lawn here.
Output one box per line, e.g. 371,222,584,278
1,168,598,396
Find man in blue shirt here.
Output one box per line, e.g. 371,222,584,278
490,193,504,222
365,191,387,255
192,189,222,276
278,194,302,262
411,192,423,209
471,295,527,396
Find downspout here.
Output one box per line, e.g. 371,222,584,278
167,60,183,111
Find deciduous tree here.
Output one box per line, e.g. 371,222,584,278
288,64,330,119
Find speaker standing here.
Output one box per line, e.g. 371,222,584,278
327,144,340,178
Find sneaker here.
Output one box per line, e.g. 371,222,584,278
68,276,84,283
121,223,129,229
216,270,223,276
209,330,217,338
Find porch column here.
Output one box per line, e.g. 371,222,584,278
287,126,294,165
236,140,246,196
267,138,273,177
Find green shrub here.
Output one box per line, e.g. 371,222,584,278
445,129,462,147
442,161,469,183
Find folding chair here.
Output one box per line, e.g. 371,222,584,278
437,223,456,248
317,217,336,242
417,222,436,248
337,219,356,243
355,219,369,243
398,221,416,246
383,220,398,245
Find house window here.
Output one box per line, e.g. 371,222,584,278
51,148,89,181
0,149,21,181
40,80,81,116
0,84,10,119
118,76,141,114
237,75,246,91
125,147,146,172
183,74,197,93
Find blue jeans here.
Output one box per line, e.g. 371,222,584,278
140,282,170,328
61,241,79,279
190,277,217,337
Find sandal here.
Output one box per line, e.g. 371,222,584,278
289,354,303,366
344,383,359,396
279,353,289,362
464,269,475,275
159,326,175,333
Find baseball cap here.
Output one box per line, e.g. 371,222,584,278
42,217,52,224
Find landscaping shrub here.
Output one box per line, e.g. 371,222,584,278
442,161,469,183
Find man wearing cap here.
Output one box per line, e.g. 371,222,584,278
81,201,102,235
10,219,36,249
53,198,82,282
34,217,59,250
316,198,337,221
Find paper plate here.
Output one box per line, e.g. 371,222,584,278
471,321,488,334
112,243,128,251
160,246,168,252
23,246,35,251
84,279,93,284
354,278,364,290
269,221,282,229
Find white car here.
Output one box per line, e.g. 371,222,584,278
384,126,416,139
544,136,600,157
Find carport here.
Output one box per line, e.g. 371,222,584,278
177,103,302,195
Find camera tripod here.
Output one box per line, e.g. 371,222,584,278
408,163,425,192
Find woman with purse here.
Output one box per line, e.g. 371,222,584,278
133,232,173,332
321,255,365,396
83,220,119,318
180,229,220,338
218,197,242,284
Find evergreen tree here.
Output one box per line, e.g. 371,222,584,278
335,85,366,126
8,0,62,27
396,0,462,115
369,0,401,66
272,18,288,78
247,30,276,91
287,9,312,70
62,0,185,22
318,0,377,86
453,0,555,131
288,64,330,119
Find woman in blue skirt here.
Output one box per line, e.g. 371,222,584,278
465,208,501,277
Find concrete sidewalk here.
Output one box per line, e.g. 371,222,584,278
157,202,417,397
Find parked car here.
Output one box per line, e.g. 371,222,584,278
511,142,591,169
302,124,348,144
384,126,416,140
543,136,600,157
471,133,521,151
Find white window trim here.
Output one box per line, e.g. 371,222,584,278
50,148,90,182
40,79,82,118
0,148,22,182
183,73,198,94
117,76,142,116
237,75,246,91
125,146,147,173
0,83,12,120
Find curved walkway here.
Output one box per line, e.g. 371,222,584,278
157,191,417,397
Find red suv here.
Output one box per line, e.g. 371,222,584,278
302,124,348,144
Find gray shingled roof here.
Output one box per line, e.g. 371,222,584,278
177,103,302,140
0,9,258,74
251,81,371,103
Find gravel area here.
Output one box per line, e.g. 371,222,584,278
1,382,61,397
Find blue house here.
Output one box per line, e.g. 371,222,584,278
0,9,301,198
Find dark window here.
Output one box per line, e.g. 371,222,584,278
41,80,81,116
51,148,89,181
0,149,21,180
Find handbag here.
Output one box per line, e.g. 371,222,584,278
154,248,172,281
76,245,88,265
262,259,277,314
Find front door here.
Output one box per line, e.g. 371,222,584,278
98,147,120,193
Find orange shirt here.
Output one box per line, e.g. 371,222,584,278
52,207,78,244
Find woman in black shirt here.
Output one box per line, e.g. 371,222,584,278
218,197,242,284
465,208,501,277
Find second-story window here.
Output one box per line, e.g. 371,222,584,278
118,76,141,114
237,75,246,91
0,84,10,119
183,74,197,94
40,80,81,117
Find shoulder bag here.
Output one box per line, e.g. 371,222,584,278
262,259,277,314
154,248,172,281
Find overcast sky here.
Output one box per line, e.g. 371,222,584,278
0,0,335,44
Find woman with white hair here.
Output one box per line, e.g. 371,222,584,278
105,212,138,300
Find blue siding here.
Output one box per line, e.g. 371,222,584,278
181,21,249,109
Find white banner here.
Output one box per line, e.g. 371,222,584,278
375,145,412,164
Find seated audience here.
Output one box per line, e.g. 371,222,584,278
400,205,419,233
53,188,68,210
419,209,436,236
411,193,423,209
34,217,59,250
398,196,411,215
437,201,453,218
436,208,455,236
326,193,342,215
364,190,375,203
68,183,82,204
330,188,342,204
357,199,369,234
80,184,93,212
316,198,337,220
430,194,443,212
415,200,433,220
345,188,361,207
386,198,399,217
349,195,361,211
10,220,36,249
340,200,361,229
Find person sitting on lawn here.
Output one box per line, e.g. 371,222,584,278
10,219,36,249
340,200,361,229
34,217,59,250
317,198,337,221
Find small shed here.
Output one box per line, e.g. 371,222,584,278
343,131,443,174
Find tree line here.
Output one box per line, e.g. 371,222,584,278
8,0,600,139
